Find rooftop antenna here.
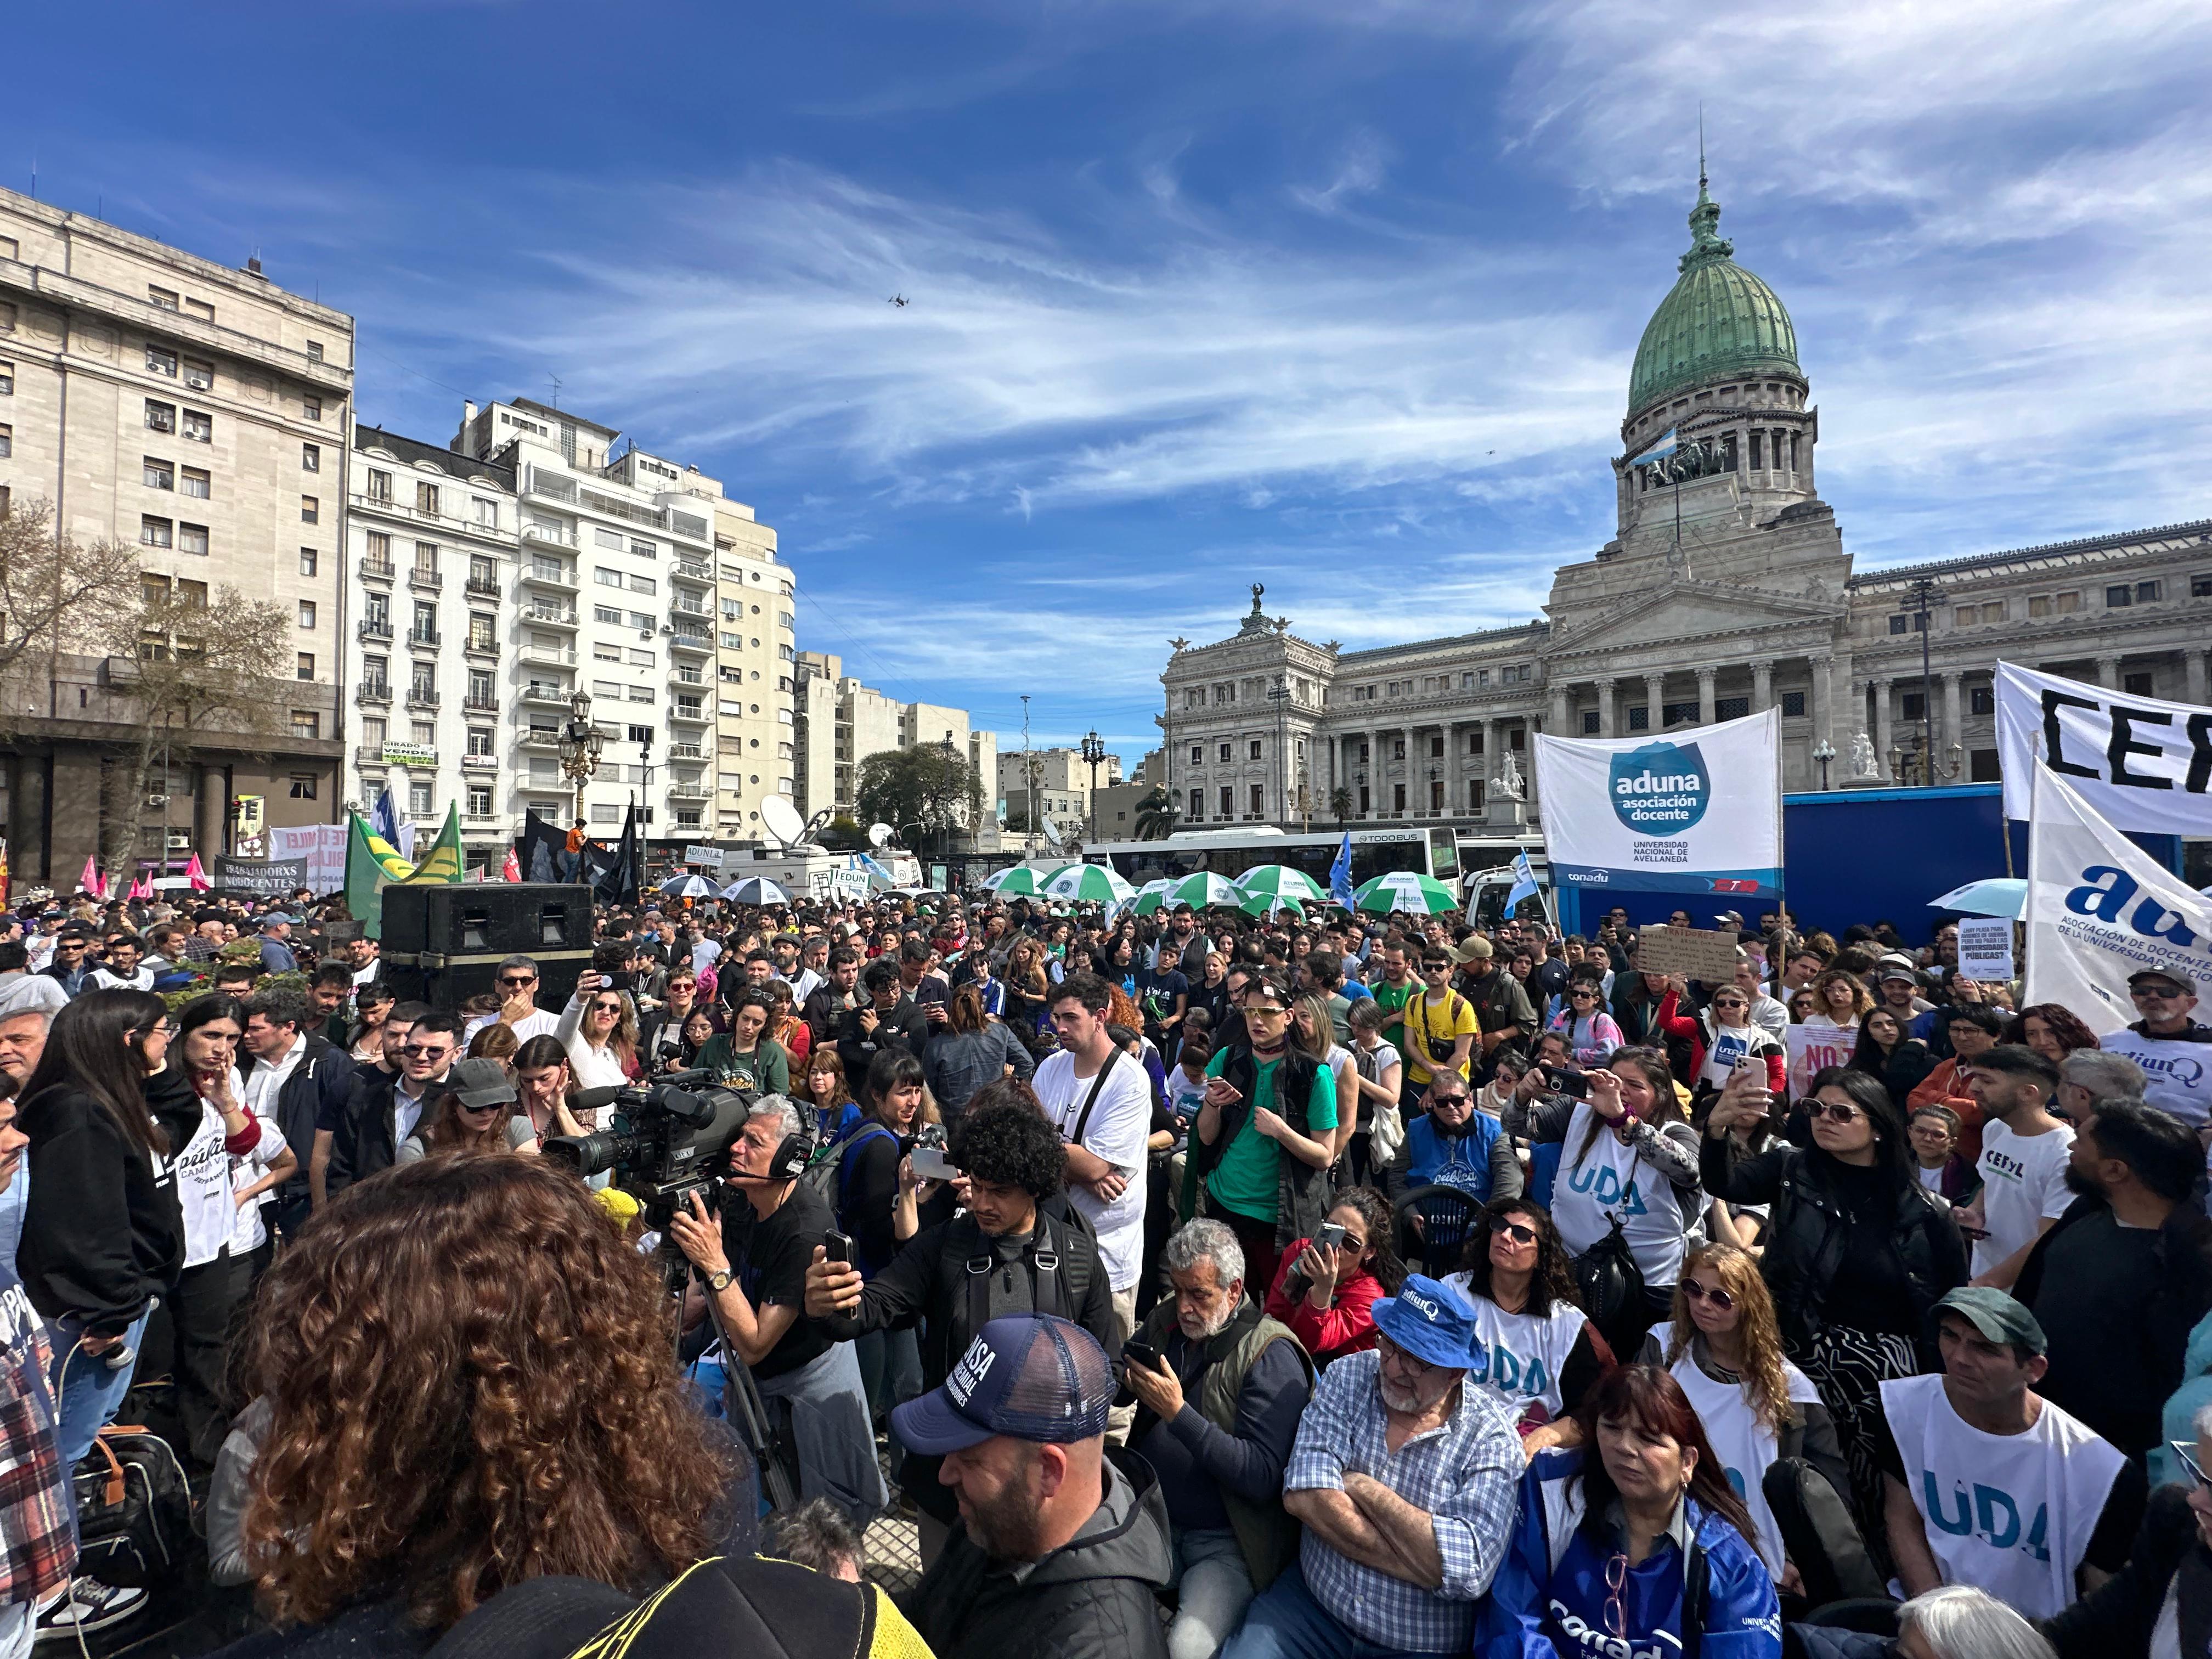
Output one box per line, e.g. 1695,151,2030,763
1699,103,1707,194
548,374,563,408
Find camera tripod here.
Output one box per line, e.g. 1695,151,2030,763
653,1209,798,1512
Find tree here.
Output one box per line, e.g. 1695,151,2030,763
97,584,291,887
817,815,866,852
1329,786,1355,827
0,499,144,703
1133,785,1180,840
855,746,983,857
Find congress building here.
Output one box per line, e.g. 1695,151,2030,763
1158,173,2212,834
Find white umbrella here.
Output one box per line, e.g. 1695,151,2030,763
720,876,791,906
657,873,716,899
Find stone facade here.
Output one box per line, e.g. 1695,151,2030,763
1158,182,2212,830
0,185,352,885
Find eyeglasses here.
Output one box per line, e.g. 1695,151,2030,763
1807,1100,1864,1124
2132,985,2187,1000
1246,1005,1288,1019
1374,1334,1441,1376
401,1043,453,1059
1711,998,1747,1009
2170,1440,2212,1495
498,975,536,988
1493,1220,1538,1245
1681,1280,1737,1312
1605,1552,1629,1640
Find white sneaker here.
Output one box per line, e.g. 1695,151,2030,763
33,1581,146,1643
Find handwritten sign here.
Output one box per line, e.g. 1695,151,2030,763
1956,917,2016,985
1632,924,1742,985
1785,1023,1859,1098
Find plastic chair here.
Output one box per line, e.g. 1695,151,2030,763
1391,1184,1487,1278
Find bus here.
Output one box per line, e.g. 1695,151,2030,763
1085,825,1464,893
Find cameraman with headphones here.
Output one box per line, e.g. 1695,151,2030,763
669,1096,887,1526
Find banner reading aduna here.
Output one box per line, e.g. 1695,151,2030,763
2024,761,2212,1029
1532,707,1782,897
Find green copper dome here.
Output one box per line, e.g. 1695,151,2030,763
1627,178,1800,420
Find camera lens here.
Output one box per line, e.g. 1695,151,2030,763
542,1130,631,1179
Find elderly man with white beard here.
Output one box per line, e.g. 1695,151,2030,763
1127,1218,1315,1659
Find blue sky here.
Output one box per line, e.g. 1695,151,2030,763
13,2,2212,764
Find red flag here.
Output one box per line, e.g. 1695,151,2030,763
501,847,521,883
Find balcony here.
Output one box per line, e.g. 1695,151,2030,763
405,690,441,712
669,601,710,622
358,556,395,584
518,643,576,670
523,466,579,505
408,567,443,593
672,558,713,585
357,617,394,642
356,680,391,707
669,665,705,687
353,745,389,768
462,808,503,826
462,635,499,661
667,781,710,801
464,574,501,600
408,628,442,650
462,695,499,715
521,603,578,630
517,726,562,750
668,630,712,657
520,561,579,590
518,682,574,709
461,754,498,772
670,703,711,726
668,743,703,760
519,521,578,549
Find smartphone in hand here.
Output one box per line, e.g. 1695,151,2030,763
823,1229,854,1266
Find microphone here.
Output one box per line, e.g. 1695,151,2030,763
575,1085,626,1110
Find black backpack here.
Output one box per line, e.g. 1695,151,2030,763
72,1426,191,1588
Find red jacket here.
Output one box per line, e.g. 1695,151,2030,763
1265,1236,1384,1362
1656,991,1787,1094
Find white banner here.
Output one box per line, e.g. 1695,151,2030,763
2024,761,2212,1030
1532,707,1781,898
266,823,347,896
1996,660,2212,833
1785,1024,1858,1098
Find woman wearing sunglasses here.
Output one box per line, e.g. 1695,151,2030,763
1444,1198,1612,1458
557,968,642,1092
1645,1243,1848,1598
1482,1364,1779,1659
1547,979,1625,1069
1658,979,1786,1101
399,1058,534,1161
1701,1065,1967,1552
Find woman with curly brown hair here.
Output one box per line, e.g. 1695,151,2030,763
1445,1197,1613,1455
230,1155,749,1651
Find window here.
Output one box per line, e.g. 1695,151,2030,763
594,605,623,625
719,632,742,650
467,786,493,816
411,601,437,640
629,611,653,631
138,457,174,493
468,615,496,651
145,399,176,433
467,729,495,758
0,360,10,394
473,498,497,527
1889,612,1928,633
1248,784,1265,816
367,470,392,503
298,600,316,629
1248,740,1263,760
592,643,621,663
410,664,436,699
1218,786,1233,818
2193,574,2212,599
1902,692,1926,720
467,669,494,704
595,567,622,588
2125,672,2157,698
628,648,654,667
628,686,654,703
1392,737,1407,759
1781,690,1807,717
628,573,656,595
2137,580,2162,603
296,652,314,681
291,710,320,740
416,482,437,515
299,548,317,577
149,287,179,310
307,341,325,363
1217,742,1232,762
303,396,321,423
1716,695,1750,720
183,358,213,390
299,496,318,524
182,409,210,442
288,773,317,800
1971,686,1995,716
414,541,438,577
362,718,387,747
177,523,207,556
302,443,319,472
2028,591,2081,618
630,539,655,560
594,528,624,550
140,516,172,549
409,784,433,816
145,345,177,378
1629,706,1650,731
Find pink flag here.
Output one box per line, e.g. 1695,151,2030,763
501,848,521,882
185,853,211,891
78,854,105,899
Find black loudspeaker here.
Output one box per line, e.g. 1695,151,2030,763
378,884,595,1012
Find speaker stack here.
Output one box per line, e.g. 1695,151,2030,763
377,884,595,1010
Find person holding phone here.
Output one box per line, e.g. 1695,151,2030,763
1263,1188,1404,1367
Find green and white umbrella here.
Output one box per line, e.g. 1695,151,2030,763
1234,865,1329,907
1043,862,1137,905
1238,890,1306,919
1130,879,1181,916
1352,871,1459,915
1165,871,1245,910
980,863,1070,896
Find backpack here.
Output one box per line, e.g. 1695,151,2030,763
798,1121,896,1235
72,1426,191,1588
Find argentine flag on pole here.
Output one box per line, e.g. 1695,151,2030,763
1629,428,1678,469
1328,833,1355,909
1506,850,1541,914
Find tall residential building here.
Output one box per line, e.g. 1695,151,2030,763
995,746,1122,838
710,500,797,839
791,651,997,846
0,185,352,885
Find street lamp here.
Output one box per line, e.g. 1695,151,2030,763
1267,677,1294,824
1812,738,1835,791
1080,729,1107,843
1908,575,1945,789
558,690,605,843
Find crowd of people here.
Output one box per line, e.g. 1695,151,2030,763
0,879,2203,1659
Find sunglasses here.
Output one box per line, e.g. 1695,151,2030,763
400,1043,453,1058
1493,1220,1538,1245
1807,1100,1864,1124
2171,1440,2212,1494
1246,1005,1289,1019
2132,985,2187,1000
455,1099,501,1113
1430,1093,1471,1108
1712,998,1747,1009
498,975,537,988
1682,1280,1737,1312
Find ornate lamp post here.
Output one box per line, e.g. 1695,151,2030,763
1080,730,1107,843
558,690,605,833
1812,738,1835,791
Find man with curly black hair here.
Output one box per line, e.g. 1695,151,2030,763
806,1083,1118,1549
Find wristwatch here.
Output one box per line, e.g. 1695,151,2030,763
706,1268,733,1293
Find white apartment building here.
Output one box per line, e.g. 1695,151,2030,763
791,651,999,847
710,500,798,838
996,746,1123,838
345,423,518,864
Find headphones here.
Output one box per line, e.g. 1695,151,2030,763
728,1129,817,1183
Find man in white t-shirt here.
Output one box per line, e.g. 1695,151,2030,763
1959,1045,2073,1287
459,955,563,1048
2098,968,2212,1127
1030,973,1153,1345
1876,1288,2142,1621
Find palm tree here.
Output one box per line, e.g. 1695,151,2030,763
1133,785,1180,841
1328,786,1354,827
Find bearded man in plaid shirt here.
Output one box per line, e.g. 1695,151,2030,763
1222,1274,1521,1659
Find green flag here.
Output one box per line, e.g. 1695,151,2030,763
402,805,466,887
345,812,413,940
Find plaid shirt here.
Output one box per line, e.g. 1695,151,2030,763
1284,1348,1522,1653
0,1276,75,1607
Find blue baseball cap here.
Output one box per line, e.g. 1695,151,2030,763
891,1313,1115,1455
1370,1274,1482,1370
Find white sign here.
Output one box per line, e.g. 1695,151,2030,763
1785,1024,1859,1098
267,823,347,895
1997,661,2212,834
1532,708,1782,898
1956,917,2016,984
2023,761,2212,1029
830,868,870,902
685,844,725,870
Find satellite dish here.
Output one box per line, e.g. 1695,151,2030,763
867,822,894,848
758,795,808,849
1040,816,1064,848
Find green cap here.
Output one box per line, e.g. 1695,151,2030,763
1932,1286,2045,1357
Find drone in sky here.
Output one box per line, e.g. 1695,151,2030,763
888,294,910,308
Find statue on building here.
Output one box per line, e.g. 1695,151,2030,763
1238,583,1273,636
1849,731,1882,781
1496,750,1526,802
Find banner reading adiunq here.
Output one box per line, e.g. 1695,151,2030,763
1532,707,1781,898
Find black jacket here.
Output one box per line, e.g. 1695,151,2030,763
18,1077,184,1336
901,1450,1172,1659
1192,1045,1331,1245
1700,1135,1966,1359
241,1035,354,1226
836,997,928,1087
330,1065,448,1197
2042,1481,2209,1659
